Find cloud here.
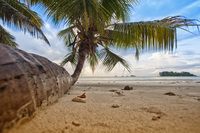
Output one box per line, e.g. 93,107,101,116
157,63,200,70
177,0,200,16
149,52,200,75
4,23,69,65
45,23,50,29
121,50,200,76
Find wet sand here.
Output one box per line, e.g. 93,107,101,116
7,81,200,133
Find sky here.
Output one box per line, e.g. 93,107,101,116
4,0,200,76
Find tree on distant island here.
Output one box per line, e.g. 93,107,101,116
5,0,200,85
159,71,197,76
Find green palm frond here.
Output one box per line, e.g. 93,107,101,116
0,0,49,45
82,0,89,34
1,0,43,27
45,0,89,24
109,16,200,52
0,25,18,47
99,47,130,72
57,25,76,46
60,51,78,67
102,0,139,22
44,0,122,32
110,21,176,51
87,51,99,72
23,0,53,6
159,16,200,28
23,0,53,7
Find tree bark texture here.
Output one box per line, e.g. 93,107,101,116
71,43,88,85
0,43,73,132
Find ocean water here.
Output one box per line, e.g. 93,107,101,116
78,76,200,83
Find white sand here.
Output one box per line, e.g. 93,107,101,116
7,81,200,133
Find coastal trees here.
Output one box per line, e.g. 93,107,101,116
0,0,49,46
22,0,200,84
159,71,196,76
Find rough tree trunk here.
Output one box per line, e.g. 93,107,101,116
0,43,73,132
71,44,88,85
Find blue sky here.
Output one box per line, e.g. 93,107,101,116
4,0,200,76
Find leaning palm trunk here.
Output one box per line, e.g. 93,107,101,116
71,44,89,85
0,44,72,132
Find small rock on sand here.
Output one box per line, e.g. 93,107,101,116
72,97,86,103
152,115,161,121
111,104,120,108
72,121,81,126
164,92,176,96
123,86,133,90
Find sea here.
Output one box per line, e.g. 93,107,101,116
78,76,200,83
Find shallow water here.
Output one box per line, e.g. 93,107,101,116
78,76,200,82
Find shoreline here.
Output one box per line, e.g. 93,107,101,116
7,81,200,133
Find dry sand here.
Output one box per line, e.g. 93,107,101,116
7,81,200,133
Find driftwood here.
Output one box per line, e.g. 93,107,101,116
0,44,72,132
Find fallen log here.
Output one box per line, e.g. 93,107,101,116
0,43,72,132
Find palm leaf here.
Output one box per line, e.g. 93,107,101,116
87,51,99,72
102,0,139,22
57,25,76,46
99,47,130,72
44,0,112,32
60,51,78,67
46,0,86,24
23,0,53,6
110,21,176,51
0,26,18,47
0,0,49,45
160,16,200,28
109,16,200,52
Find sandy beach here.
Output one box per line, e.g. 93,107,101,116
6,80,200,133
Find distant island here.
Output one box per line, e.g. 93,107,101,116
159,71,196,76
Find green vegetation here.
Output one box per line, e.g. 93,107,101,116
0,0,49,46
159,71,197,76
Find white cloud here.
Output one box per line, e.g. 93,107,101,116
4,23,68,66
45,23,50,29
114,50,200,76
178,0,200,14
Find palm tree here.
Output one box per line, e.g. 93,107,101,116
29,0,199,85
0,0,49,47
